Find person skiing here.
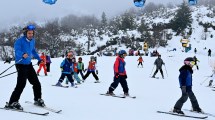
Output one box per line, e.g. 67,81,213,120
55,52,76,87
77,57,84,80
137,56,144,68
106,50,129,96
67,57,82,84
173,57,203,114
193,56,200,70
5,25,45,110
46,54,51,72
208,49,211,57
82,56,100,83
37,52,47,76
152,54,165,79
208,69,215,87
194,48,197,54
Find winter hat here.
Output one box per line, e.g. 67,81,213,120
184,57,195,66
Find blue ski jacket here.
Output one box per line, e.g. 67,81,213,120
14,36,41,64
178,65,193,91
60,58,74,74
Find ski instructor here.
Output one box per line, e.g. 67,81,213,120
5,25,45,110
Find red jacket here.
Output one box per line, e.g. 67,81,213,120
114,56,126,75
40,54,46,65
87,61,96,71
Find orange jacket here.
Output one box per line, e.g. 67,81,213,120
40,55,46,65
73,62,78,73
137,57,143,62
87,61,96,71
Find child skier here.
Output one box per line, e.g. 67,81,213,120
37,52,47,76
137,56,143,68
55,52,76,87
83,56,100,83
208,69,215,87
71,57,82,84
173,57,203,114
193,56,200,70
77,57,85,80
152,55,165,79
106,50,129,96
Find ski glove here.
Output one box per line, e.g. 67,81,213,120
125,75,127,79
115,73,119,78
60,67,63,71
37,60,43,66
181,86,186,94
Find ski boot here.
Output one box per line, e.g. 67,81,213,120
173,108,184,115
192,107,203,113
34,98,45,107
124,93,129,97
5,102,23,110
209,80,213,87
55,81,63,87
106,91,115,96
94,80,100,83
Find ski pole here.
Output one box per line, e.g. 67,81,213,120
200,76,210,85
164,65,168,77
0,58,23,76
150,65,155,76
0,71,17,79
0,61,37,79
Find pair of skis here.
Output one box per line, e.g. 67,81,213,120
0,101,62,116
157,109,214,119
100,93,136,99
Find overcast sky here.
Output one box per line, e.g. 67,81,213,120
0,0,182,30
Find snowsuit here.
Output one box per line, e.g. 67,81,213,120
83,60,99,81
174,65,201,111
152,57,165,78
46,55,51,72
58,58,74,85
108,56,129,94
9,36,42,104
137,57,143,67
193,56,199,70
67,62,81,83
208,49,211,57
37,54,47,75
77,61,84,79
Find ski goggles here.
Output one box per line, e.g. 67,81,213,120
190,61,195,66
26,25,36,30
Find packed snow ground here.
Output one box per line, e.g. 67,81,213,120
0,49,215,120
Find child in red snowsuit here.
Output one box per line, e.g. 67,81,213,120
37,53,47,76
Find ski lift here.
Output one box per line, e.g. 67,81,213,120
188,0,197,5
134,0,145,7
43,0,57,5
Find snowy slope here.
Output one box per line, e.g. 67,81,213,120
0,50,215,120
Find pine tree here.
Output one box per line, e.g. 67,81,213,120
101,12,108,29
170,1,192,35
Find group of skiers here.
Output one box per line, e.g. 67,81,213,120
2,24,214,117
55,53,100,87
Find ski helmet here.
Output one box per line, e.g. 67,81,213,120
23,24,36,36
184,57,195,66
118,50,127,55
90,56,95,60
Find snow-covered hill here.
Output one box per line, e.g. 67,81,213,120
0,49,215,119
